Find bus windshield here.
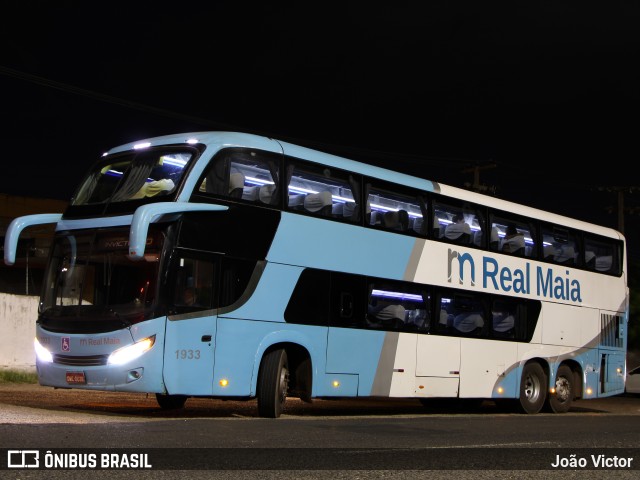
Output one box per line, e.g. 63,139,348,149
40,227,165,322
71,150,193,205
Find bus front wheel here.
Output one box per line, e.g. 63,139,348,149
518,363,547,414
545,365,574,413
257,348,289,418
155,393,188,409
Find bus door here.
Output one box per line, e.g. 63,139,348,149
325,273,368,396
415,292,461,398
415,336,461,397
163,256,218,395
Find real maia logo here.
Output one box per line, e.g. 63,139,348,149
447,248,583,302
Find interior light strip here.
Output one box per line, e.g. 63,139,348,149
371,289,423,301
161,157,187,167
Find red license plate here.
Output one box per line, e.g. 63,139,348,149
66,371,86,384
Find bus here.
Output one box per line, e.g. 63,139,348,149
4,131,628,417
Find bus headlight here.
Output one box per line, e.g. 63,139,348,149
108,335,156,365
34,337,53,363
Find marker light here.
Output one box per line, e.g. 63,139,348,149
586,388,593,395
34,338,53,363
108,335,156,365
550,387,556,394
186,138,199,144
219,379,229,387
332,380,340,388
497,386,504,394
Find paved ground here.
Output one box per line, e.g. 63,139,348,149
1,382,639,423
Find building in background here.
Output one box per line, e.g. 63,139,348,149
0,194,67,296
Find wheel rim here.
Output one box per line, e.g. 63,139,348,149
524,373,542,403
278,366,289,403
555,376,571,403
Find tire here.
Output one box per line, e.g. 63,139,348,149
518,363,547,414
257,349,289,418
155,393,188,409
545,365,574,413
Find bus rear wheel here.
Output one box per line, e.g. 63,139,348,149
518,363,547,414
155,393,188,409
545,365,574,413
257,348,289,418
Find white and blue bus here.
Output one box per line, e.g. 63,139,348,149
4,131,628,417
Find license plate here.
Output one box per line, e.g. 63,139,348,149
66,371,86,384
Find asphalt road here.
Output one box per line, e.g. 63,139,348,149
1,384,640,479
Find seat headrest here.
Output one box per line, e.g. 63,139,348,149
343,201,356,217
383,211,400,228
384,210,409,228
259,184,275,203
229,172,245,192
304,191,332,212
241,186,259,201
376,304,406,321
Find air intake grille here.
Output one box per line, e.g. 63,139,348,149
600,313,623,348
53,354,109,366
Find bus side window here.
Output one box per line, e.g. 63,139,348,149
284,269,330,326
286,160,359,222
365,183,427,236
541,225,580,266
219,257,258,308
584,234,619,274
491,299,516,338
174,257,216,312
436,294,454,333
489,215,536,258
198,150,281,205
451,294,485,336
434,201,484,247
367,281,430,332
330,273,367,328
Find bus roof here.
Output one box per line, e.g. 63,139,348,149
108,131,624,242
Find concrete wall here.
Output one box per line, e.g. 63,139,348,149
0,293,38,371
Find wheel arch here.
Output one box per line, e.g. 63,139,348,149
557,359,583,399
251,334,315,401
520,357,550,389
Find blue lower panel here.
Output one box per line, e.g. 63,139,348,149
600,349,625,396
36,319,166,393
212,317,328,397
326,328,386,396
491,367,519,399
315,373,359,397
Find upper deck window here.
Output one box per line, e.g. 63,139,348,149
433,199,485,247
197,149,282,206
71,150,192,205
365,181,427,235
286,160,360,222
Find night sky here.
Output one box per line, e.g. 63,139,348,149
1,3,639,258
